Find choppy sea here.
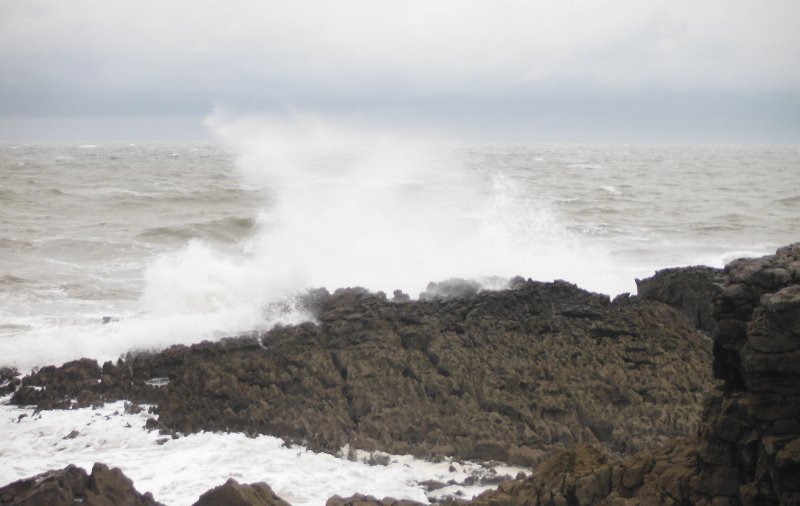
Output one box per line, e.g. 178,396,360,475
1,123,799,503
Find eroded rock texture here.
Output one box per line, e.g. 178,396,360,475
12,278,713,465
192,478,291,506
0,462,162,506
636,266,724,334
459,243,800,506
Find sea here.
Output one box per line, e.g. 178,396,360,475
1,124,799,504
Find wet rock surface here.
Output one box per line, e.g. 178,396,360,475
0,462,163,506
0,367,20,397
192,478,291,506
12,278,714,464
454,243,800,506
636,266,724,334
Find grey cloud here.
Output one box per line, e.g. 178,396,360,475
1,0,798,141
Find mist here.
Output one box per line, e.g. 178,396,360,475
140,113,625,320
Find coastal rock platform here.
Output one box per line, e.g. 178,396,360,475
7,244,800,505
10,277,714,466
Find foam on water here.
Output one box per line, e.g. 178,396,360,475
0,398,525,506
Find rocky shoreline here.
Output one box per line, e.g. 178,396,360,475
2,244,799,505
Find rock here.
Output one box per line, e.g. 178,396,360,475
0,462,163,506
493,243,800,506
326,493,424,506
508,446,545,468
636,265,724,333
391,290,410,303
87,462,162,505
419,480,446,491
419,278,482,301
0,366,20,396
192,478,291,506
367,452,391,466
13,279,715,464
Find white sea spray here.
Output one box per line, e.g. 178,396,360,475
0,398,525,506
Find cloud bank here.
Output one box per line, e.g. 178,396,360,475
1,0,798,141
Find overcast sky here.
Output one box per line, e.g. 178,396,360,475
1,0,798,142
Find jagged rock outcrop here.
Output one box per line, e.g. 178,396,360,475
636,266,724,333
327,494,426,506
0,462,163,506
192,478,291,506
460,243,800,506
10,244,800,506
12,278,714,465
0,367,20,396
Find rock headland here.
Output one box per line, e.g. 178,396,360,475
439,243,800,505
10,277,713,466
4,244,799,505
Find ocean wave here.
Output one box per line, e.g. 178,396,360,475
2,138,798,375
775,195,800,205
568,163,603,169
92,188,159,197
58,283,140,301
137,216,258,244
43,188,70,196
576,205,621,215
0,238,34,251
0,274,31,286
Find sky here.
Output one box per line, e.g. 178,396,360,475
1,0,799,142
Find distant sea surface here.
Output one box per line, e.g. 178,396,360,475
1,141,799,371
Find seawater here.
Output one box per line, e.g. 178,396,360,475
1,134,799,372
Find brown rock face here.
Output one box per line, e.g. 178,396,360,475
192,478,291,506
0,367,20,396
326,494,426,506
0,463,163,506
12,278,714,463
636,266,724,333
474,243,800,506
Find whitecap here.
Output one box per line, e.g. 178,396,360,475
0,400,527,506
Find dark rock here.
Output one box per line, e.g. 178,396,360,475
419,278,482,301
636,265,724,332
419,480,446,491
0,366,20,396
12,279,715,464
0,462,163,506
391,290,411,303
367,452,392,466
326,493,423,506
192,478,290,506
476,243,800,506
124,402,144,414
